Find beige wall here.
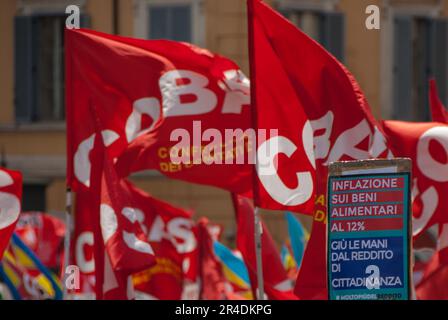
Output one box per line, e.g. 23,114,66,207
339,0,382,119
205,0,249,74
0,131,65,155
0,0,16,125
86,0,113,34
46,178,67,213
118,0,134,37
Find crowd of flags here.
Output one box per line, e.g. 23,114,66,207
1,0,448,299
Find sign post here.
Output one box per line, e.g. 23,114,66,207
327,159,412,300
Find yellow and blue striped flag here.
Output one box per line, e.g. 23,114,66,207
0,233,63,300
285,212,309,268
213,241,253,299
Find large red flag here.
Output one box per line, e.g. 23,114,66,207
383,120,448,236
247,0,391,299
72,178,196,300
66,28,252,196
72,176,196,299
71,108,156,300
233,194,298,300
247,0,316,213
67,27,318,215
0,167,22,259
429,79,448,123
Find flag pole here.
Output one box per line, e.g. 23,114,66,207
62,187,72,298
247,0,265,301
254,207,265,300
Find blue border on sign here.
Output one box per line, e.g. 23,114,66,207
327,173,410,300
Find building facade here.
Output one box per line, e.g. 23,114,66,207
1,0,448,244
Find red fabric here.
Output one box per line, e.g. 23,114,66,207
383,120,448,236
71,107,156,300
66,28,313,214
0,167,22,259
416,255,448,299
71,191,96,297
15,212,65,269
99,160,156,275
233,194,297,300
429,79,448,123
295,218,327,300
65,28,252,197
197,218,228,300
127,182,195,300
72,179,196,300
101,133,157,299
247,0,390,300
248,0,316,213
416,224,448,299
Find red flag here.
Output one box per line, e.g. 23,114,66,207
233,194,297,300
247,0,389,173
295,219,327,300
429,79,448,123
383,120,448,236
246,0,390,299
66,28,252,196
72,176,196,300
127,182,196,300
15,212,65,269
197,218,228,300
71,107,156,300
72,175,195,299
0,167,22,259
66,27,327,217
247,0,316,213
416,224,448,299
101,144,158,299
70,190,96,298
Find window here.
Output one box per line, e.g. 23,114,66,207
14,14,89,123
280,10,345,62
22,184,47,212
149,4,192,42
393,16,448,121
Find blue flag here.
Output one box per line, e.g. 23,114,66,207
213,241,253,299
0,233,63,300
285,212,308,268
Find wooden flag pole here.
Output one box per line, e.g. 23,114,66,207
62,187,73,298
254,206,265,300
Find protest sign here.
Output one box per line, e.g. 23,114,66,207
327,159,412,300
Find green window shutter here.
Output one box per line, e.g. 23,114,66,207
320,12,345,62
393,16,413,120
80,14,91,28
429,18,448,107
14,16,37,123
149,5,192,42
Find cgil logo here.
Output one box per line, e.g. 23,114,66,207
74,67,391,208
75,216,196,274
